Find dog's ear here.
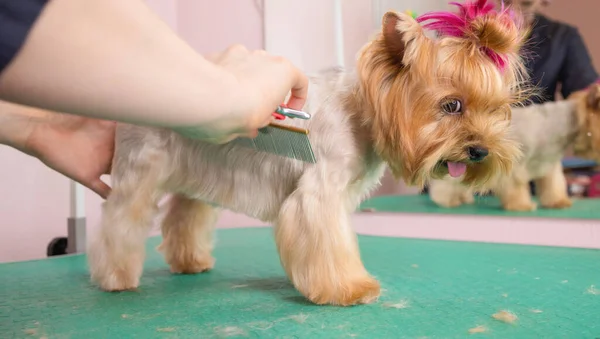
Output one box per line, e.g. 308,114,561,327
587,84,600,111
382,12,422,66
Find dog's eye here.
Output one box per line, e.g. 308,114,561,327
442,99,462,115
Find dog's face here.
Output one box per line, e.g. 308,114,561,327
357,0,531,189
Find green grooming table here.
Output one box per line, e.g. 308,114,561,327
1,228,598,338
360,195,600,220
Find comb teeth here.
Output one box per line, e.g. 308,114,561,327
230,124,317,163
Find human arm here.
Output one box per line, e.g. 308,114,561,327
0,101,44,152
0,101,114,198
0,0,308,143
559,27,599,98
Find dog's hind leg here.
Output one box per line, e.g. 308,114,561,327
88,175,163,291
274,169,380,306
535,161,572,209
158,195,219,274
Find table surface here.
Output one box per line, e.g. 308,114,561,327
360,194,600,220
1,227,599,339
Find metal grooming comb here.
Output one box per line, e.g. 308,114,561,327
230,106,317,163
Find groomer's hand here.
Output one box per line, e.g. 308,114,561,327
196,45,309,143
25,114,116,199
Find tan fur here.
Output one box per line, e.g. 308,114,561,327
158,195,218,274
88,10,530,305
359,12,530,188
429,84,600,211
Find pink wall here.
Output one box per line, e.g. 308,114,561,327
176,0,263,53
263,0,374,73
342,1,376,68
0,149,97,263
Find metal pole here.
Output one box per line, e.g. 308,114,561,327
67,180,86,254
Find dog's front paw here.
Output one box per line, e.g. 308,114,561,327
88,242,143,291
541,198,572,209
503,201,537,212
301,275,381,306
158,241,215,274
431,195,465,208
88,255,143,291
92,268,141,292
167,254,215,274
461,194,475,205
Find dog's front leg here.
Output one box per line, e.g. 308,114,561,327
429,177,474,208
274,182,380,306
535,161,572,209
88,186,162,291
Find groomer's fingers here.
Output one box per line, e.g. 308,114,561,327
247,129,259,138
226,44,249,54
201,131,241,145
222,44,250,62
88,179,112,199
252,49,268,56
103,162,112,175
283,63,309,111
204,52,220,63
205,44,249,64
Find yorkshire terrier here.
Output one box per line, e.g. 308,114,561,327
429,83,600,211
88,0,531,306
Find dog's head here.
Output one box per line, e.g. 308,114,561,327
357,0,532,189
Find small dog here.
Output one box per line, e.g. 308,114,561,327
429,83,600,211
88,0,530,306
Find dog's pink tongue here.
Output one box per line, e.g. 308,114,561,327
447,162,467,178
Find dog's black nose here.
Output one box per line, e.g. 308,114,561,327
468,146,489,162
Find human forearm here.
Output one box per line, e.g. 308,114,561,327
0,100,116,198
0,101,44,152
0,0,237,129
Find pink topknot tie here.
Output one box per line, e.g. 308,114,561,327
416,0,517,71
